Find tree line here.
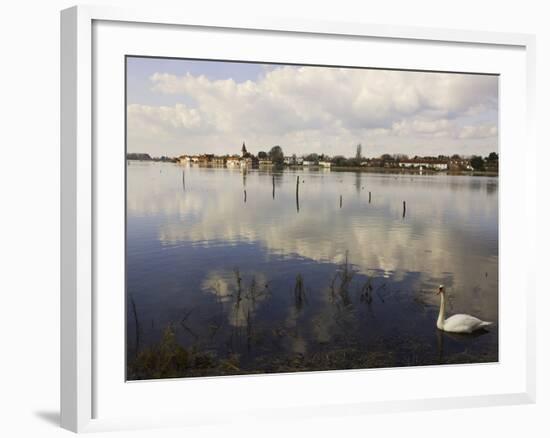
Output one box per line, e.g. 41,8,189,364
257,144,498,170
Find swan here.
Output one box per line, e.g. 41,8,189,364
436,285,492,333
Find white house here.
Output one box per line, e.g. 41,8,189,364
226,156,241,167
398,160,448,170
284,156,304,165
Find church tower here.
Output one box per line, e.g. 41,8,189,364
241,141,248,157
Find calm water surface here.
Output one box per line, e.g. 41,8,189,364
126,162,498,378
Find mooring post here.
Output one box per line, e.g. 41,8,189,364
296,176,300,213
369,191,371,203
403,200,406,218
340,195,343,208
272,175,275,199
182,169,185,191
244,190,247,203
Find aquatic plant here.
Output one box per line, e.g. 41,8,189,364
128,325,191,380
329,251,355,307
128,325,243,380
294,273,307,311
359,278,373,304
129,295,141,357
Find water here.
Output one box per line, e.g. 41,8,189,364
126,162,498,379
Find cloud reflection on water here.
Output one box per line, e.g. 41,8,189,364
128,163,498,320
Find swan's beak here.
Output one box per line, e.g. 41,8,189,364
436,287,443,295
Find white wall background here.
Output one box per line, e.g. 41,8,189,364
0,0,547,436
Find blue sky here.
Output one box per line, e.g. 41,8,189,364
127,57,269,106
126,56,498,158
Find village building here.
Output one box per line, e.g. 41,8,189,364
211,156,226,166
283,156,304,166
226,156,241,167
198,154,214,165
448,158,474,171
398,159,448,170
178,155,202,164
239,141,258,168
240,156,254,168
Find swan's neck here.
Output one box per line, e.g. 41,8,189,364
437,293,446,329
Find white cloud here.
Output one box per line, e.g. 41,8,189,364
458,124,498,139
128,103,204,130
392,118,453,136
128,66,498,157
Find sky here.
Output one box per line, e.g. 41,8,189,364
126,56,498,159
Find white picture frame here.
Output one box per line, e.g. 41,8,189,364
60,4,536,433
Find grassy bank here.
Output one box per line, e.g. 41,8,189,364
127,323,497,380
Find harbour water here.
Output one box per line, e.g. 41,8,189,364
126,162,498,379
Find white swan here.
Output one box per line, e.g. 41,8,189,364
436,285,492,333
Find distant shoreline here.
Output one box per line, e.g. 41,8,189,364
127,159,498,177
329,166,498,177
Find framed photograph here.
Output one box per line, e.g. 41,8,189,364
61,5,536,433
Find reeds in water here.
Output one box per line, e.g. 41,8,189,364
329,251,355,307
359,278,373,304
130,295,141,356
294,273,307,311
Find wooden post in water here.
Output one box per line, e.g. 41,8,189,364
295,175,300,213
244,190,247,203
272,175,275,199
340,195,343,208
182,169,185,191
402,200,406,218
130,296,140,357
369,191,371,203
